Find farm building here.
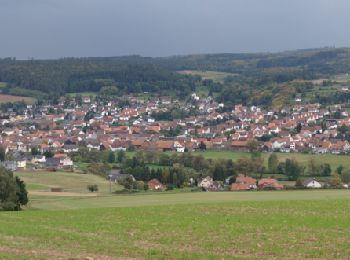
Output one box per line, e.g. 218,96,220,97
302,179,322,188
258,178,284,190
231,174,257,191
148,179,165,191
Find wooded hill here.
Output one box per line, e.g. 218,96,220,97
1,47,350,106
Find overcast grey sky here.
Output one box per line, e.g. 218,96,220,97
1,0,350,59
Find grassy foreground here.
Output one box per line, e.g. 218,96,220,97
2,171,349,259
1,194,350,259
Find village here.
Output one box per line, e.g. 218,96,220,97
0,92,348,192
1,92,350,165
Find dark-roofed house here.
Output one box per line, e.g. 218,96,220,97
108,170,135,183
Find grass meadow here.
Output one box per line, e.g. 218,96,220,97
66,92,99,98
1,187,350,259
178,70,237,83
2,162,349,259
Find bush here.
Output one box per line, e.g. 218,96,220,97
87,184,98,192
136,181,145,190
166,184,174,191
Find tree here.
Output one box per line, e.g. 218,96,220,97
320,163,331,177
0,167,28,211
307,158,318,176
295,178,303,188
87,163,111,177
136,181,145,190
329,174,342,187
0,146,5,162
43,150,54,158
340,169,350,184
87,184,98,192
198,141,206,151
118,176,136,190
117,150,126,163
267,153,279,174
285,158,304,181
212,161,225,181
99,86,120,96
336,165,344,175
247,140,259,153
107,151,115,163
31,147,40,156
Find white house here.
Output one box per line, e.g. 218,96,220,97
302,179,322,188
173,141,185,153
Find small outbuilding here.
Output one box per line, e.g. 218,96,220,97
148,179,165,191
302,178,322,188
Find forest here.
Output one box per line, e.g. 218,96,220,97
1,47,350,106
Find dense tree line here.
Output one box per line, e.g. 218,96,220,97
0,58,201,98
2,48,350,107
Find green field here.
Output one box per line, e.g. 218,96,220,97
178,70,237,83
15,171,117,194
66,91,98,97
1,186,350,258
0,170,347,259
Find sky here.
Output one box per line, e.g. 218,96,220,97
1,0,350,59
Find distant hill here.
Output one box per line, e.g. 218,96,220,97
1,47,350,105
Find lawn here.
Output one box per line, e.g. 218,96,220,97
0,190,350,259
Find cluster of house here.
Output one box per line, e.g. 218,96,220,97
199,175,328,191
109,170,166,191
0,94,350,160
0,153,73,171
108,170,328,192
198,175,283,191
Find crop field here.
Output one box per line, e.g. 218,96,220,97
1,180,350,259
0,94,36,104
3,171,349,259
